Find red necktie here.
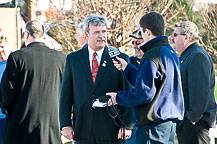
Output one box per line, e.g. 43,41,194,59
92,52,99,84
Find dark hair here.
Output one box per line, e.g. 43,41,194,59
25,20,44,39
139,12,164,36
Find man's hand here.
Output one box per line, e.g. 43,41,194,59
106,92,117,106
118,128,132,140
61,126,74,140
112,56,128,71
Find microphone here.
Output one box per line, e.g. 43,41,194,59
99,95,111,102
92,95,111,108
108,46,121,58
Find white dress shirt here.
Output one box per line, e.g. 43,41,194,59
88,46,104,71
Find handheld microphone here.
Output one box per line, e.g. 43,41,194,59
108,46,121,59
99,95,111,102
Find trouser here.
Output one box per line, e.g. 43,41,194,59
0,118,5,144
176,119,210,144
136,120,176,144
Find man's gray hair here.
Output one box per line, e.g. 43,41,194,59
77,22,85,35
83,14,107,33
175,21,199,41
25,20,44,39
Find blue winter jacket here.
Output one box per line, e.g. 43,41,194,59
116,36,184,125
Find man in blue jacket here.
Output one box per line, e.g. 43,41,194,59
107,11,184,144
172,21,216,144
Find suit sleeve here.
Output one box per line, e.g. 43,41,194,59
185,53,212,122
116,53,134,128
59,55,74,129
0,54,19,114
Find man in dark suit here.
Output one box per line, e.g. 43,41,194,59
172,21,216,144
0,20,66,144
59,14,133,144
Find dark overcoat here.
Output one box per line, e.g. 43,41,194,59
0,42,66,144
179,43,216,128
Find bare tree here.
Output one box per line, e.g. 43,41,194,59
42,0,217,61
24,0,36,21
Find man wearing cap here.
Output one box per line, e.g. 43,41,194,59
126,29,144,144
129,29,144,68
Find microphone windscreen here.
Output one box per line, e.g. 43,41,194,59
108,46,121,58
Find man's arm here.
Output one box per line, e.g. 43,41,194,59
59,55,74,139
108,59,158,107
186,53,213,123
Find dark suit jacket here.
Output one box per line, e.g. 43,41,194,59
59,45,133,142
0,42,66,144
179,43,216,128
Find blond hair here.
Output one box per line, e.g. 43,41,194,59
175,21,199,41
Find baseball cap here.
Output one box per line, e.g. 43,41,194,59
129,29,142,39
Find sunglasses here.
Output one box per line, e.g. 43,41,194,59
132,41,142,45
173,33,186,37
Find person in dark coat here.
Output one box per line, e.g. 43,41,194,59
172,21,217,144
129,29,144,68
0,20,66,144
126,29,144,144
59,14,133,144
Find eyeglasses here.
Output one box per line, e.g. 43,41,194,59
173,33,186,37
132,41,142,45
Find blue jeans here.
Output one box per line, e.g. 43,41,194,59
126,125,137,144
136,120,176,144
0,118,5,144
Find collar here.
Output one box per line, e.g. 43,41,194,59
26,41,47,47
88,46,104,58
180,42,198,57
140,36,169,53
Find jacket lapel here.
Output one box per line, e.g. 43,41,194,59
79,46,94,89
93,46,111,90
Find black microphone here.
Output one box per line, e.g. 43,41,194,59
108,46,121,59
98,95,111,102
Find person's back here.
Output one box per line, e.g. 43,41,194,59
0,20,66,144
